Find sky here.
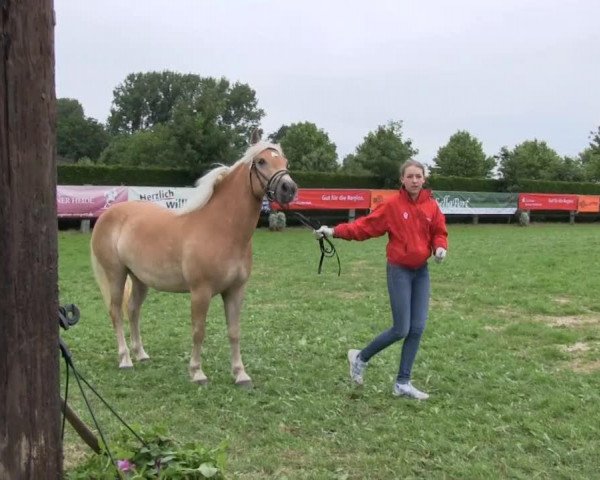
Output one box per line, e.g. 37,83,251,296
54,0,600,166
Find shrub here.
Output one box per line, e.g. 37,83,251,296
268,212,286,231
66,427,227,479
518,210,530,226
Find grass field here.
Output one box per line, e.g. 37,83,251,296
59,224,600,479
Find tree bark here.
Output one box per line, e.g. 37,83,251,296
0,1,60,478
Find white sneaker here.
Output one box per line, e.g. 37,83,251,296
393,381,429,400
347,349,366,385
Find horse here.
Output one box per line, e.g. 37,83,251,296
90,134,297,387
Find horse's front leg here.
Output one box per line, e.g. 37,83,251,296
189,288,211,384
222,285,252,388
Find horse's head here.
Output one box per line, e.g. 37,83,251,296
249,145,297,206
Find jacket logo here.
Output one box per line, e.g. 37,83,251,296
403,212,409,220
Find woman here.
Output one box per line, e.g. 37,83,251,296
315,160,448,400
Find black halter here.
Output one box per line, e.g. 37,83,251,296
250,160,290,202
250,159,341,276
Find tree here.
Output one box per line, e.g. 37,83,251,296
275,122,338,172
589,126,600,152
579,148,600,182
106,71,264,168
108,71,196,134
431,130,495,178
497,140,564,185
107,71,263,135
99,124,182,167
1,1,61,477
57,98,109,162
268,125,289,143
342,121,417,187
553,156,585,182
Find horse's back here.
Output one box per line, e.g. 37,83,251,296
94,201,180,239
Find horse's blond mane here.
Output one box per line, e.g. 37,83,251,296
177,141,283,214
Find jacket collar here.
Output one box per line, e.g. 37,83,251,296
399,187,432,203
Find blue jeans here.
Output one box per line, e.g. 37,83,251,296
359,262,430,383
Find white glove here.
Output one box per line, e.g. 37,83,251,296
314,226,334,240
434,247,446,263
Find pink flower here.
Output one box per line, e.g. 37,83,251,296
117,459,135,472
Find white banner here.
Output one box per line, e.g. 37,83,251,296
128,186,196,211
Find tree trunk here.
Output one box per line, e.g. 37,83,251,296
0,1,60,478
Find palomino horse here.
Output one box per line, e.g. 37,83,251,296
90,136,297,387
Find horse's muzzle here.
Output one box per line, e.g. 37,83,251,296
274,176,298,205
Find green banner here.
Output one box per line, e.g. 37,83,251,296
433,191,518,215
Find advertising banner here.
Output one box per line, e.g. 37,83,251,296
577,195,600,213
370,189,398,210
433,191,518,215
128,186,271,213
57,186,128,218
128,186,196,211
272,189,371,210
518,193,578,211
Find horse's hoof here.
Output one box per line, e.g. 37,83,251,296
235,380,253,390
135,350,150,362
119,364,133,369
192,375,208,386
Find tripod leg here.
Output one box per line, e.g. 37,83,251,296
61,397,101,454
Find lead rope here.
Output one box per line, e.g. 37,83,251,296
59,305,149,477
286,211,341,276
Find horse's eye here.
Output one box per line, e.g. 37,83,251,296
257,158,266,166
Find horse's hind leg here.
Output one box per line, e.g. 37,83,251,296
189,288,211,384
222,286,252,388
127,274,150,362
107,270,133,368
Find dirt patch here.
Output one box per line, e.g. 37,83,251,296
336,291,367,300
535,314,600,328
552,296,572,305
494,307,522,319
63,441,90,471
561,341,600,373
568,359,600,374
484,325,507,333
561,342,590,354
430,298,454,309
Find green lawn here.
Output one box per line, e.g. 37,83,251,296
60,224,600,479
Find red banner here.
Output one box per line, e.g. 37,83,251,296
272,189,371,210
518,193,578,211
57,186,128,218
577,195,600,213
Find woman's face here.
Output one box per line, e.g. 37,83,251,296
401,165,425,197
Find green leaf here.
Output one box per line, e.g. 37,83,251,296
198,462,219,478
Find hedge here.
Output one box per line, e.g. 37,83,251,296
58,164,200,186
57,164,600,194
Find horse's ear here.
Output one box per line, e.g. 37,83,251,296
250,128,263,145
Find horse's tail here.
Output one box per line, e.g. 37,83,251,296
90,250,131,315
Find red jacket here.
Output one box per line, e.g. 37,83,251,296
333,188,448,269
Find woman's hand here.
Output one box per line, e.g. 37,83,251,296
314,226,334,239
434,247,446,263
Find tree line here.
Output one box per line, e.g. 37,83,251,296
58,70,600,187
